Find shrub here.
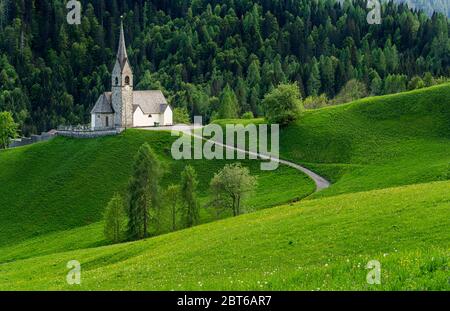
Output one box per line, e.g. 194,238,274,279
241,111,254,119
303,94,330,109
332,79,368,105
262,83,304,126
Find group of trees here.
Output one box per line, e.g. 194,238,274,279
103,143,201,242
104,143,257,243
0,0,448,134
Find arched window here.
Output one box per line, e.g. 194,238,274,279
125,76,130,85
115,77,119,86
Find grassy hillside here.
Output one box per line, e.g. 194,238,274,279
284,84,450,197
0,130,314,248
0,181,448,290
215,84,450,198
0,85,448,290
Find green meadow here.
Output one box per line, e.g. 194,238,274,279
0,84,449,290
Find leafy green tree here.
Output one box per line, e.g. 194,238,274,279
0,111,17,149
303,94,330,110
423,72,435,87
384,74,408,94
180,165,199,228
332,80,368,105
127,143,163,240
408,76,425,90
104,194,128,243
173,107,190,124
210,163,257,217
262,83,304,126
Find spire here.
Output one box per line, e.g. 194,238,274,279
117,16,128,69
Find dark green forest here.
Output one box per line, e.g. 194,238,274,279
0,0,449,134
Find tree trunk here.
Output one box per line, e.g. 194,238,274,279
236,196,241,216
172,204,176,231
143,194,148,238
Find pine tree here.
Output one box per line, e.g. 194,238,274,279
235,78,248,114
180,165,199,228
104,194,128,243
218,84,238,119
127,143,163,240
307,59,321,96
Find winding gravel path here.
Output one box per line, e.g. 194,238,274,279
143,125,331,192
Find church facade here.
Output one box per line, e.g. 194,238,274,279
91,20,172,130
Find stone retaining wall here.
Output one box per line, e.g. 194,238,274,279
10,133,56,148
57,128,123,138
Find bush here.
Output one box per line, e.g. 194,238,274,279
262,83,304,126
408,76,425,90
241,111,254,119
173,107,190,124
303,94,330,109
332,79,368,105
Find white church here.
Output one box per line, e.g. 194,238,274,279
91,20,172,130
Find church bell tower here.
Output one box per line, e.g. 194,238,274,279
111,17,134,128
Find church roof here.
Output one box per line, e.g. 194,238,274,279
91,92,113,114
133,91,168,114
117,18,129,70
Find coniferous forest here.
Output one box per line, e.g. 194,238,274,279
0,0,448,134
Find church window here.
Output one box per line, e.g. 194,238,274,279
115,77,119,86
106,116,109,127
125,76,130,85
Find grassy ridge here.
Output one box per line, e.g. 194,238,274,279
0,130,314,248
215,84,450,197
0,181,448,290
281,84,450,197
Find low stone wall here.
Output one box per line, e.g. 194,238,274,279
9,133,56,148
57,128,123,138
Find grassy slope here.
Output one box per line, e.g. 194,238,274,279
215,84,450,197
0,130,314,249
0,181,448,290
281,84,450,197
0,85,449,290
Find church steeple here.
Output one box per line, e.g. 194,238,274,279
111,15,134,129
117,16,129,70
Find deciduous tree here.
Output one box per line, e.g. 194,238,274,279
0,111,17,149
210,163,257,217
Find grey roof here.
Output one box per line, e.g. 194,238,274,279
133,91,168,114
92,91,169,115
91,92,113,114
117,19,129,70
